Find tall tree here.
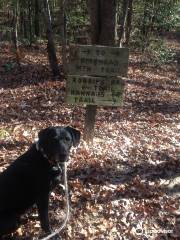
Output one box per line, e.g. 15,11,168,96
28,0,33,45
59,0,67,73
125,0,133,46
12,0,21,67
41,0,60,76
34,0,40,37
119,0,129,47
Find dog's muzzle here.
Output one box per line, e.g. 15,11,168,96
35,141,69,165
55,153,69,164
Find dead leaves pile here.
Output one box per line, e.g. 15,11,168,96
0,42,179,239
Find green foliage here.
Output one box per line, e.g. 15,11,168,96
131,0,179,52
153,1,180,31
0,0,179,51
172,3,180,31
148,38,176,65
66,0,89,42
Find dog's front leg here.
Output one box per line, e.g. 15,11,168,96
36,193,51,233
0,213,20,236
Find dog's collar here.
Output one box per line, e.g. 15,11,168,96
35,141,62,173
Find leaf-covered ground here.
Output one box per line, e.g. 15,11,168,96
0,39,179,240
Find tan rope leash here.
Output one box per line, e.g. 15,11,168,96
39,162,70,240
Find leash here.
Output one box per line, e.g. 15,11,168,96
39,161,70,240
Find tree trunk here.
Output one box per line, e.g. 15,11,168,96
19,9,24,37
99,0,116,45
177,51,180,79
141,0,149,52
28,0,33,45
41,0,60,76
84,0,116,143
87,0,101,44
34,0,40,37
12,0,20,67
119,0,129,47
59,0,67,74
125,0,133,46
23,9,28,39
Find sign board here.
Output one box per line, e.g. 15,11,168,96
68,45,129,77
66,75,125,106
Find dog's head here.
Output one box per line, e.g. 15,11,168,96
36,126,80,164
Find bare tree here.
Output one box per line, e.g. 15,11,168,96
41,0,60,76
118,0,129,47
34,0,40,37
12,0,21,67
59,0,67,74
125,0,133,46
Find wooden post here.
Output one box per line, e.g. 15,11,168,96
84,105,97,142
84,0,116,143
83,0,99,143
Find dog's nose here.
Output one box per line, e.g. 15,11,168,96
59,144,68,155
57,152,68,161
59,153,67,158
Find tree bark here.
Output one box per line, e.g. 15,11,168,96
99,0,116,45
23,9,28,39
119,0,129,47
41,0,60,76
141,0,149,52
12,0,20,67
177,51,180,79
87,0,101,44
28,0,33,45
59,0,67,74
34,0,40,37
125,0,133,46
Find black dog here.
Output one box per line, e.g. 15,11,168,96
0,126,80,236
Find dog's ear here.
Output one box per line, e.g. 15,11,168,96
38,127,53,141
65,126,81,146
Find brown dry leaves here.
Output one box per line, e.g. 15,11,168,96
0,42,180,239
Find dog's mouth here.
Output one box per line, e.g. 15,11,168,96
52,154,68,163
59,154,68,161
48,152,69,165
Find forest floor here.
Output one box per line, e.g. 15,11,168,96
0,37,179,240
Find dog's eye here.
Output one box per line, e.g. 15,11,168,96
64,137,71,142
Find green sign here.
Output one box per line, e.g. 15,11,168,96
69,45,129,77
66,75,125,106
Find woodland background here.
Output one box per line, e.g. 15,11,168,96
0,0,180,239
